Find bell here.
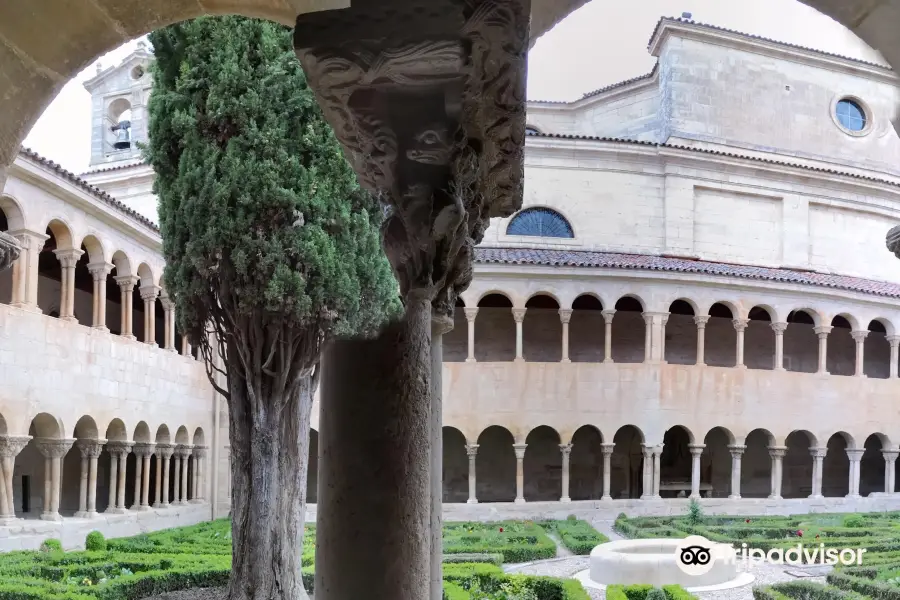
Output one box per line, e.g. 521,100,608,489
112,120,132,150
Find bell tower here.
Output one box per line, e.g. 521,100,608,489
83,41,154,168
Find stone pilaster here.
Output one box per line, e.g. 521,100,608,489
851,330,869,377
464,308,478,363
814,326,832,374
466,444,479,504
75,438,104,518
767,446,787,499
115,275,139,340
0,436,31,522
732,319,749,369
693,316,709,366
640,444,654,499
727,444,746,499
53,248,84,322
87,262,113,331
140,285,160,346
770,322,788,371
33,438,75,521
191,446,207,503
559,443,572,502
512,308,526,363
688,443,705,499
600,443,615,500
601,310,615,364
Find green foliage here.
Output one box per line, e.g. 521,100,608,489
85,532,106,552
843,515,867,528
442,521,557,563
145,15,400,358
606,584,697,600
40,540,62,553
755,581,870,600
442,563,589,600
686,499,703,526
540,520,609,554
442,553,504,566
647,587,667,600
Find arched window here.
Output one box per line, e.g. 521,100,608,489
506,207,574,238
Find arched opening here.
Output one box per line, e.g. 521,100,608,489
475,294,515,362
307,429,318,503
785,310,818,373
864,320,890,379
523,425,561,501
569,295,604,363
745,306,774,370
37,221,73,318
860,434,886,496
742,429,774,498
0,200,19,304
705,303,736,368
14,413,63,519
612,297,645,364
664,300,696,365
99,418,130,513
135,264,154,343
783,430,816,498
443,298,467,362
523,295,561,362
569,425,603,500
611,425,644,499
659,425,692,497
701,427,733,497
106,98,133,153
506,207,574,238
108,250,131,336
828,316,855,377
822,433,851,497
475,426,515,502
71,243,94,326
442,427,468,503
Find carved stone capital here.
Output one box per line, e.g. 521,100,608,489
76,438,106,459
727,444,747,457
641,443,654,458
105,441,133,457
87,262,114,280
140,285,160,302
767,445,787,458
0,435,31,458
558,309,572,324
887,335,900,346
810,447,828,459
466,444,479,457
814,326,833,338
192,446,208,460
175,444,194,458
846,448,865,460
692,315,710,328
600,442,616,456
851,330,870,343
559,443,572,456
0,230,21,272
115,275,140,291
34,438,75,459
770,322,788,335
732,318,750,332
601,309,616,325
464,307,479,322
53,248,84,269
688,443,706,456
155,443,176,459
432,313,454,336
511,308,527,323
160,296,175,312
513,443,527,460
132,442,157,458
882,450,899,462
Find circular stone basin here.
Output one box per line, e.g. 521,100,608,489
589,539,738,588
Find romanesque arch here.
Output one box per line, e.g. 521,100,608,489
569,294,604,363
612,296,645,364
742,428,775,498
665,300,697,366
475,293,515,362
784,430,816,498
475,425,515,502
523,294,561,362
523,425,561,501
702,426,734,497
823,432,853,497
569,425,604,500
660,425,693,496
861,433,887,496
611,425,644,499
442,426,468,503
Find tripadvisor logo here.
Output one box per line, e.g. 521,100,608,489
675,535,867,575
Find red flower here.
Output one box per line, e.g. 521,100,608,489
815,535,820,539
797,530,803,537
499,527,504,533
745,519,750,523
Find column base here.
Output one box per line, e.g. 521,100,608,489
768,495,783,500
105,507,128,515
465,358,477,364
123,335,137,341
560,359,571,364
728,494,741,500
467,499,478,504
774,367,786,372
60,316,78,323
735,365,748,370
10,302,41,314
601,495,612,501
0,516,21,525
817,371,830,376
846,494,862,499
808,494,824,500
40,512,62,522
153,502,169,508
134,505,153,512
689,493,701,500
73,511,99,519
514,498,526,505
166,347,177,353
602,359,614,364
92,326,109,333
560,496,571,503
514,357,525,363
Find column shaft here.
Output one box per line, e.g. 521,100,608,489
133,455,143,508
689,444,704,499
889,337,900,379
88,456,98,513
694,317,708,366
162,457,170,505
560,444,572,502
642,315,652,362
513,309,525,362
514,444,526,504
815,327,832,374
465,310,477,362
602,310,614,364
601,444,614,501
466,446,478,504
78,457,88,515
116,454,128,509
728,445,745,499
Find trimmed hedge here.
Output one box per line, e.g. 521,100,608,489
606,584,697,600
442,563,589,600
540,520,609,555
754,581,869,600
443,521,557,563
442,553,504,566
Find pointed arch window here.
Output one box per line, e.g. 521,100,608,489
506,208,574,238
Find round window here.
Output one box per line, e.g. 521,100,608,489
835,98,867,132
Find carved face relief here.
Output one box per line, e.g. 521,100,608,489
406,124,452,165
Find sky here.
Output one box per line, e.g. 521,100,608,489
23,0,885,175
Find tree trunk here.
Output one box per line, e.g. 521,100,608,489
228,370,315,600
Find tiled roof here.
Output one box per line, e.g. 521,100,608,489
82,160,147,175
582,64,659,99
527,133,900,188
649,17,892,72
19,148,160,233
475,248,900,299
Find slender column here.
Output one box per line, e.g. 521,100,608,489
601,310,615,363
888,336,900,379
172,452,183,505
132,443,155,510
693,316,709,365
883,450,898,494
810,447,827,498
770,322,788,371
191,447,206,503
140,285,160,346
115,275,139,339
87,262,113,331
660,315,669,363
161,296,176,351
464,308,478,363
640,444,653,499
512,308,526,362
142,452,152,507
653,446,662,497
105,441,132,512
159,444,174,506
559,443,572,502
732,319,749,368
0,436,31,522
430,314,452,600
33,438,75,521
642,313,653,363
9,230,48,310
182,335,191,357
559,309,572,363
513,443,527,503
815,326,832,374
767,446,786,499
466,444,478,504
600,443,615,500
180,446,193,503
851,330,869,377
689,444,705,499
728,444,746,499
52,249,83,321
75,439,104,518
133,449,143,508
846,448,864,497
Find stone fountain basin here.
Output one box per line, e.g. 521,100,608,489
589,539,738,588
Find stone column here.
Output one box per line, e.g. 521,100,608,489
642,313,653,363
883,450,898,494
600,443,615,500
172,448,183,505
132,443,155,510
512,308,526,362
602,310,615,363
851,330,868,377
466,444,478,504
182,335,192,357
161,296,176,351
182,446,194,503
691,316,709,366
75,439,104,518
513,443,527,503
34,438,75,521
464,308,478,363
771,322,788,371
659,315,669,363
767,446,786,499
652,446,662,498
688,444,705,499
559,309,572,363
815,326,832,374
640,444,653,499
115,275,139,339
846,448,864,497
87,262,113,331
430,313,452,600
156,443,174,507
9,229,48,311
810,447,827,498
53,249,83,322
559,443,572,502
888,336,900,379
191,447,207,503
728,444,746,499
105,441,132,513
0,436,31,522
140,285,160,346
733,319,749,368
